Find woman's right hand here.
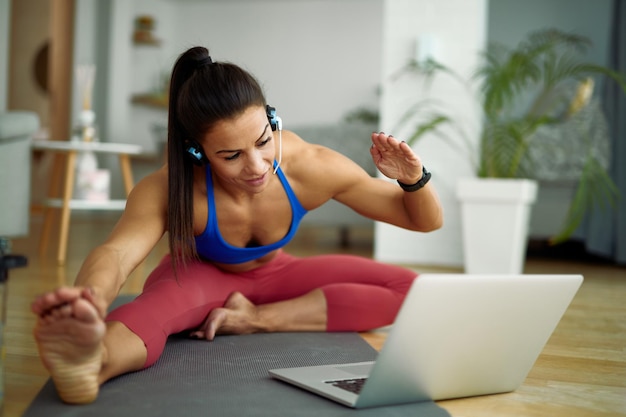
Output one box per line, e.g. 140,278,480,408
32,286,107,320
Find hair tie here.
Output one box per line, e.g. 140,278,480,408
197,56,214,68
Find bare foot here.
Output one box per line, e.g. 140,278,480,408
191,291,260,341
33,295,106,404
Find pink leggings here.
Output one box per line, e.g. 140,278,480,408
106,250,417,367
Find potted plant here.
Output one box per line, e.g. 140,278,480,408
396,28,626,273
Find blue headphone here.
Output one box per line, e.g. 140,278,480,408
186,105,282,166
266,105,282,132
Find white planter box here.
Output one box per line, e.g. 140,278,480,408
457,178,538,274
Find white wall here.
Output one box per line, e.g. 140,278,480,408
168,0,382,126
374,0,487,267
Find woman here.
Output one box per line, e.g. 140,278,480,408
31,46,443,404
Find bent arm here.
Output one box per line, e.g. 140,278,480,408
302,138,443,232
337,171,443,232
73,169,168,314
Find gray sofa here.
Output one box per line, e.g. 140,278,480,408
0,111,39,239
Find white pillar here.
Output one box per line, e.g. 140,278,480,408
375,0,488,267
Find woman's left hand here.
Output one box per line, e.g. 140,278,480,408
369,132,423,183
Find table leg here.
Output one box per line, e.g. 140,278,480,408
57,150,77,265
119,154,135,196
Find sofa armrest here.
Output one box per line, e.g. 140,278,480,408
0,111,40,144
0,111,40,238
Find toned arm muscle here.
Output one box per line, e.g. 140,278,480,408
292,133,442,232
336,176,442,231
73,169,168,310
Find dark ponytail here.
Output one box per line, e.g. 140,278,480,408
167,46,267,271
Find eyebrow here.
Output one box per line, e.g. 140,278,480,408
216,123,270,155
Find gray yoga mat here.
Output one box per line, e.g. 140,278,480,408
23,296,451,417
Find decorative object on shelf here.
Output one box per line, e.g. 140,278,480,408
78,108,96,142
76,64,97,142
133,15,160,46
74,150,110,202
74,64,110,202
131,70,170,109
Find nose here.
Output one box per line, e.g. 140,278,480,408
247,150,268,175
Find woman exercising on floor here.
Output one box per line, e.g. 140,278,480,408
31,46,443,404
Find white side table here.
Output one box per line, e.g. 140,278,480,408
32,140,143,265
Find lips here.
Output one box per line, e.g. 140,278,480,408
246,172,267,187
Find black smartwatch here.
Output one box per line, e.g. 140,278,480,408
397,166,431,192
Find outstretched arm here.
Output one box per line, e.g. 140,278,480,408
32,169,168,318
30,170,167,404
317,132,442,232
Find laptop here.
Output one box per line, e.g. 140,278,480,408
269,273,583,408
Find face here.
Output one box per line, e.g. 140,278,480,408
200,105,275,192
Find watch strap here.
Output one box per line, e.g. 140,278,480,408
397,166,431,192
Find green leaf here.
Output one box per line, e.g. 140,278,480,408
549,156,620,245
406,115,451,146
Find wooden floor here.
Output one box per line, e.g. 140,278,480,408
4,212,626,417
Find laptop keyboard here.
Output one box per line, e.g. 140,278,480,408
325,378,368,394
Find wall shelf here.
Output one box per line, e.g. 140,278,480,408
131,93,168,109
132,38,161,46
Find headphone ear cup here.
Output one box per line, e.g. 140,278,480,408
185,139,209,166
266,105,282,131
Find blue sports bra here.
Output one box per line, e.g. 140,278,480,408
194,162,308,264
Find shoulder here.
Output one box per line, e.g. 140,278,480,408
125,165,168,213
279,130,372,203
282,129,364,174
133,165,168,193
